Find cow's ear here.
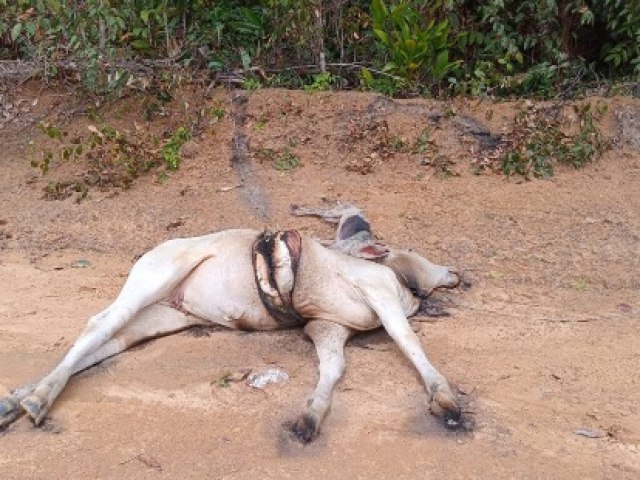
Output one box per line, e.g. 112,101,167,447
354,243,390,260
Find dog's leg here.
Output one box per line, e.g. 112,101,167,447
290,320,352,443
14,237,214,426
291,203,362,225
1,304,201,429
292,203,381,258
291,203,370,244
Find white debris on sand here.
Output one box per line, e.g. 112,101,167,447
247,368,289,389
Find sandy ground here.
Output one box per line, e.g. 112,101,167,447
0,85,639,479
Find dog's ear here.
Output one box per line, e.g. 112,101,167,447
353,243,390,260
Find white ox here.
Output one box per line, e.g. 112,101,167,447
0,205,462,442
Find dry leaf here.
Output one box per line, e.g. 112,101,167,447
136,454,162,472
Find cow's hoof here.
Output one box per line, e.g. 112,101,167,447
429,388,461,430
442,267,461,288
0,398,20,428
20,395,46,425
443,408,462,430
0,397,16,417
290,413,318,444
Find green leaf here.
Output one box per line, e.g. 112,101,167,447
240,49,251,70
382,61,398,73
373,28,389,45
391,4,407,25
25,21,36,37
435,19,449,35
404,38,416,53
131,39,151,50
400,21,410,41
11,22,22,41
208,60,224,71
371,0,388,25
435,49,450,73
45,0,61,14
361,68,374,86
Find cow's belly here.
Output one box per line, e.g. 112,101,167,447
292,269,383,331
180,255,379,331
296,296,381,331
176,233,280,330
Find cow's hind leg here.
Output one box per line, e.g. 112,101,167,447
71,303,204,372
0,381,40,428
290,320,352,443
1,304,203,428
7,238,214,426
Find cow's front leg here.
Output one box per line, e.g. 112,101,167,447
383,305,460,427
290,320,353,443
362,279,461,428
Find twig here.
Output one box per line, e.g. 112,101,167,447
0,57,186,81
259,62,404,81
554,66,587,100
316,1,327,73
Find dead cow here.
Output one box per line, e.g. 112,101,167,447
0,205,462,442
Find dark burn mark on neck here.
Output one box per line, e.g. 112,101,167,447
339,215,371,240
252,230,305,328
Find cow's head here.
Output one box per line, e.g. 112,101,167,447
384,250,460,297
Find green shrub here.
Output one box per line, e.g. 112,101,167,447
500,103,610,178
369,0,459,94
1,1,638,97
